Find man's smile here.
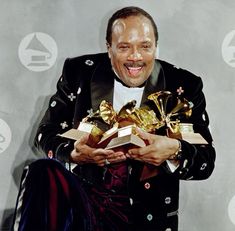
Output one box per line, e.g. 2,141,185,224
124,63,145,76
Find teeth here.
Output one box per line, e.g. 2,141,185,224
127,66,142,76
128,67,142,70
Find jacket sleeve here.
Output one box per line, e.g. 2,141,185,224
172,77,216,180
34,58,78,162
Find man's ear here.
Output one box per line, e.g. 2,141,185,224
106,42,111,58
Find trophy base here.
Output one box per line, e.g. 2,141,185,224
59,128,88,140
168,131,208,144
181,132,208,144
105,133,146,150
96,126,118,148
59,122,104,146
167,124,208,144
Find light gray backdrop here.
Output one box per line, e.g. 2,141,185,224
1,0,235,230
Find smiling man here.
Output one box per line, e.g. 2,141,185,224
107,14,156,87
13,6,215,231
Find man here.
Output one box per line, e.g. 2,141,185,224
13,6,216,231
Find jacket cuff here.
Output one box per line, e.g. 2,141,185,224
176,139,197,177
55,141,74,162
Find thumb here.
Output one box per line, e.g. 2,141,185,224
136,128,155,144
74,133,90,147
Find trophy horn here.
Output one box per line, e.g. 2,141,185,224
128,107,162,132
82,100,117,126
118,100,137,117
99,100,117,125
116,100,137,127
167,98,194,119
147,91,172,120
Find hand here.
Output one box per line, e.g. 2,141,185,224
70,134,127,166
127,129,179,166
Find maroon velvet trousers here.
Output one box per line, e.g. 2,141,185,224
12,159,131,231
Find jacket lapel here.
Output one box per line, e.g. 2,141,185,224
90,60,115,111
141,60,166,106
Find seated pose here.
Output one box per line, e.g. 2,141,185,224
12,6,216,231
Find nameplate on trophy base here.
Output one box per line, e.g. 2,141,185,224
105,134,146,149
179,123,208,144
96,126,119,148
59,122,104,146
181,132,208,144
105,125,146,150
167,123,208,144
59,128,89,141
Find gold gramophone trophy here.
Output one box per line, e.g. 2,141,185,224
147,91,207,144
59,100,113,147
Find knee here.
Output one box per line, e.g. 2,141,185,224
29,158,63,171
25,159,66,183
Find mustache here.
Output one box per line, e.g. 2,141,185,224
124,62,146,68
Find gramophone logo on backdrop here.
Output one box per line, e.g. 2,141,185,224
18,32,58,72
0,119,12,154
222,30,235,68
228,195,235,226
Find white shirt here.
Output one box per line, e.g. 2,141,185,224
113,79,144,112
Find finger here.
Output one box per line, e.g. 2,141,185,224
74,141,95,156
128,145,155,156
106,150,125,158
129,154,162,166
96,151,127,166
96,159,106,167
93,155,107,164
97,157,112,167
92,148,115,156
74,135,90,151
107,154,127,163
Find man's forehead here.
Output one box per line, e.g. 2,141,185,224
112,19,126,35
112,16,153,37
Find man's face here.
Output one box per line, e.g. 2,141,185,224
107,15,156,87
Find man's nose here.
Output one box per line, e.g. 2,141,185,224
127,48,143,61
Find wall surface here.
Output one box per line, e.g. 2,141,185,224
0,0,235,230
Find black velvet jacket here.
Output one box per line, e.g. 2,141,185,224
35,52,215,230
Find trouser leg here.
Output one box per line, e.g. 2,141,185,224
12,159,95,231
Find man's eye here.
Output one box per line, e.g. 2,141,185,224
119,46,129,50
142,44,151,49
